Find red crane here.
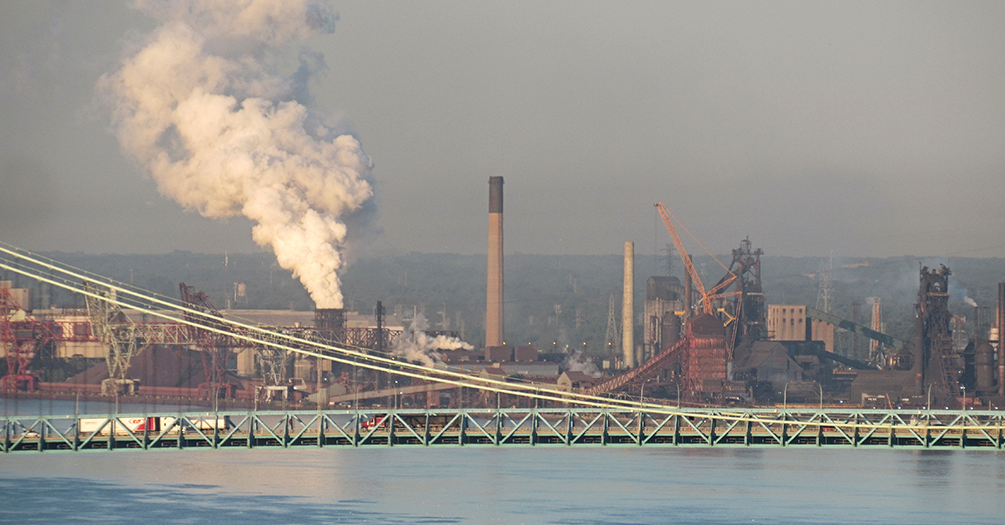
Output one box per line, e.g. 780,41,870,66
0,288,59,392
654,202,737,315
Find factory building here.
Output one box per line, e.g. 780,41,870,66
680,313,728,398
0,281,30,310
557,371,600,392
642,276,684,364
733,341,806,394
441,345,559,378
767,305,835,354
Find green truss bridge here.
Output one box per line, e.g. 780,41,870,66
4,406,1005,453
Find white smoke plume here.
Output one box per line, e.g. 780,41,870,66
391,314,474,368
948,280,979,309
563,349,600,378
101,0,372,308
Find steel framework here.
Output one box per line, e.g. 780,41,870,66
3,407,1005,453
84,282,146,395
0,288,59,392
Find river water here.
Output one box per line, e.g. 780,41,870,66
1,400,1003,524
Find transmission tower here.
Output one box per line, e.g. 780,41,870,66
661,243,675,277
604,294,620,364
816,257,833,313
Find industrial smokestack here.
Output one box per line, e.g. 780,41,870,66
868,297,882,362
623,241,634,368
998,282,1004,396
486,176,504,347
315,308,345,331
974,304,980,340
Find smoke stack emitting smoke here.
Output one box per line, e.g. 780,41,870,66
102,0,372,308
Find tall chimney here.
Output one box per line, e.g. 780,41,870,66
622,241,634,368
486,176,504,347
998,282,1004,396
869,297,882,362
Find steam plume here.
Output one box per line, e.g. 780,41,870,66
101,0,372,308
392,314,474,368
563,349,600,378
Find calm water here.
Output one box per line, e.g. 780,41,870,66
1,445,1003,524
2,399,1003,523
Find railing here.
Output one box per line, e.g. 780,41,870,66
3,407,1004,453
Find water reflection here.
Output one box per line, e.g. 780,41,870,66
0,448,1000,524
0,477,462,524
913,450,953,487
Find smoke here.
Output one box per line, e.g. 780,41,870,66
556,327,569,350
391,314,474,368
948,280,977,308
562,349,600,378
100,0,373,308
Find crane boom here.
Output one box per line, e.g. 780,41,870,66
705,273,738,298
655,202,712,314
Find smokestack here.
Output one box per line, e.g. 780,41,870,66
622,241,634,368
868,297,882,362
998,282,1004,396
315,308,345,331
974,304,980,340
486,176,504,347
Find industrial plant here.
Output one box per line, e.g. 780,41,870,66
1,177,1003,412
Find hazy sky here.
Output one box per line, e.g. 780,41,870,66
2,1,1005,260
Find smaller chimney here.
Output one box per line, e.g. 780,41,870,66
998,282,1004,396
315,308,345,330
622,241,634,369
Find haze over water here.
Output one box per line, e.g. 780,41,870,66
1,440,1001,524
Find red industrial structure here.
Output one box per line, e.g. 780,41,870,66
0,287,49,392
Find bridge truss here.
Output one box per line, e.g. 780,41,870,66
3,407,1005,453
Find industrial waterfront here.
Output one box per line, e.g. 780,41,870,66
3,175,1005,415
4,2,1005,524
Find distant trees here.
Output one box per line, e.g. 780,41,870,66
22,251,1005,359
